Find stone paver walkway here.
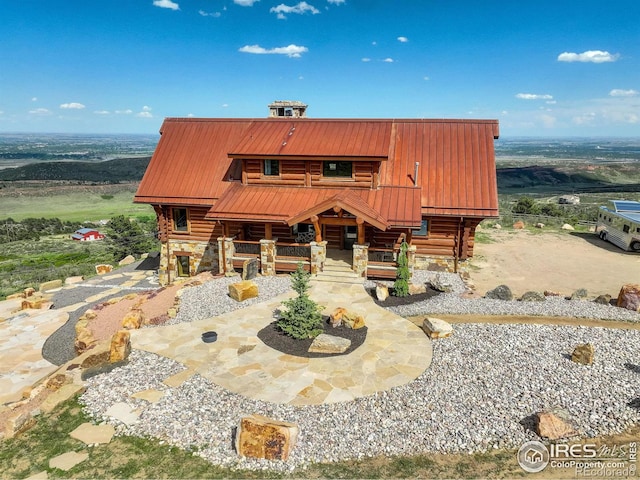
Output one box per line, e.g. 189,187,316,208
131,280,432,405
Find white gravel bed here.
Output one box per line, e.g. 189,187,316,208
79,272,640,472
366,270,640,323
81,323,640,473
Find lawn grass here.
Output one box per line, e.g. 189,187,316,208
0,183,153,222
0,396,530,480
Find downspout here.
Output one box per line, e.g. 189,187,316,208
164,206,171,285
454,217,463,273
414,162,420,186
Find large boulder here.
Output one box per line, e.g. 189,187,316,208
308,334,351,354
520,291,545,302
422,317,453,339
570,288,588,301
561,223,575,231
118,255,136,266
121,309,144,330
236,414,299,461
617,284,640,312
95,264,113,275
341,310,365,330
109,330,131,363
74,318,96,355
513,220,525,229
429,274,454,293
375,283,389,301
536,410,577,440
593,294,612,305
228,280,258,302
485,284,513,301
571,343,594,365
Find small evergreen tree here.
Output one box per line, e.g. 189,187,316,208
277,263,324,339
393,241,410,297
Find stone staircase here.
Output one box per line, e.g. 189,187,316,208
312,256,364,285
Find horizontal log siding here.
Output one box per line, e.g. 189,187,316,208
245,159,307,186
411,217,478,258
168,206,221,242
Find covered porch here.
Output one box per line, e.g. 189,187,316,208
207,185,422,279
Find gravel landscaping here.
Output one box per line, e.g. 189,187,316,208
79,271,640,472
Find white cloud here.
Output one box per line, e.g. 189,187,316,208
270,2,320,19
539,113,557,128
115,109,133,114
239,44,308,57
94,110,110,115
234,0,259,5
199,9,221,17
29,108,51,115
557,50,619,63
572,112,597,125
222,103,229,108
423,76,429,80
609,88,638,97
60,102,86,109
31,97,38,102
361,57,371,62
327,0,345,4
142,105,152,111
136,111,153,118
397,36,408,43
153,0,179,10
187,113,195,117
516,93,553,100
371,41,377,46
383,58,394,63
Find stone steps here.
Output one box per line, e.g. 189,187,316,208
313,260,364,285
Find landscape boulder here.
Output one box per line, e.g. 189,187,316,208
341,310,365,329
520,291,546,302
109,330,131,363
485,284,513,301
535,223,545,229
65,276,84,286
74,318,96,355
544,290,562,297
375,283,389,302
429,274,455,293
409,283,427,295
24,287,36,297
308,334,351,354
422,317,453,339
39,279,63,292
95,264,113,275
617,284,640,312
228,280,259,302
121,309,144,330
593,294,612,305
236,414,299,461
536,410,577,440
561,223,575,231
569,288,588,301
571,343,595,365
492,224,502,229
118,255,136,266
513,220,525,229
242,258,259,280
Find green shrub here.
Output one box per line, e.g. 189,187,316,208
277,263,324,339
393,241,410,297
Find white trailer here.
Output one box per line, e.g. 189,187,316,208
596,200,640,252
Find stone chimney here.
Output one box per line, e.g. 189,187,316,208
268,100,307,118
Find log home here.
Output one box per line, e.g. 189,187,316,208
134,106,499,284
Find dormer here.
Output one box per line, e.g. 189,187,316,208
268,100,308,118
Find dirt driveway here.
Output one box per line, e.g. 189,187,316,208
467,229,640,298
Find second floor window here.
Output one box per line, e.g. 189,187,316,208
323,161,352,178
264,159,279,176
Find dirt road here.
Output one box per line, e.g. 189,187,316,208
467,229,640,297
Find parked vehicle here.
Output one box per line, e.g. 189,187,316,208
596,200,640,252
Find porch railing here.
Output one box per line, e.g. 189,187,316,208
367,247,397,279
275,242,311,272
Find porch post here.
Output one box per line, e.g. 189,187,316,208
217,236,235,276
259,239,276,276
352,243,369,278
310,240,327,275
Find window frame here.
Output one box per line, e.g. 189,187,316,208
414,219,429,237
263,159,280,177
176,255,190,277
322,161,353,179
172,207,190,234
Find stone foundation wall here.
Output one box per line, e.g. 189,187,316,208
158,240,218,285
414,254,470,277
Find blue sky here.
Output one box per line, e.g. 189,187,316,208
1,0,638,136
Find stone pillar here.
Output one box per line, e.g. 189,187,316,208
158,243,169,286
217,237,235,276
352,243,369,278
310,241,327,275
260,239,276,276
407,245,417,278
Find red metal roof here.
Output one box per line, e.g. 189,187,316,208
205,184,422,229
134,117,499,219
229,119,391,159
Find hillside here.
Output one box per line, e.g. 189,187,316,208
0,156,151,183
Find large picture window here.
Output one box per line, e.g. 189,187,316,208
264,159,280,176
323,161,352,178
172,208,189,232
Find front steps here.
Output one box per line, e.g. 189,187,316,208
312,257,364,285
